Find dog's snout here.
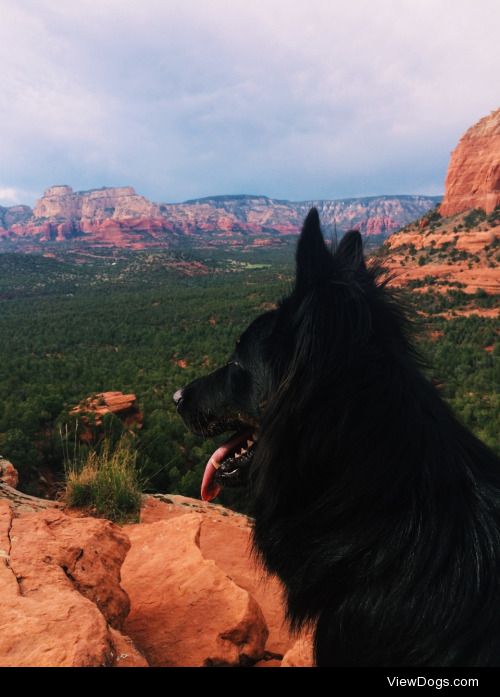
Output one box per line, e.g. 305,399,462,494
173,389,184,407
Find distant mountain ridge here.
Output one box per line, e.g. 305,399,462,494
172,193,441,235
0,186,440,251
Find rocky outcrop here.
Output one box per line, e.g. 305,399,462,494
70,391,143,442
33,185,160,221
384,209,499,295
0,486,313,667
0,499,146,667
0,481,62,512
6,185,168,248
125,494,312,666
122,513,268,666
138,495,294,657
382,108,500,296
163,194,439,238
440,108,500,216
1,187,439,250
0,458,18,489
0,204,32,231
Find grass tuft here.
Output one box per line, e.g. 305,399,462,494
64,436,143,523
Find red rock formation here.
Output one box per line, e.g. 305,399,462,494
0,204,32,231
5,185,172,249
383,109,500,296
70,391,142,442
384,207,499,295
33,185,160,221
440,108,500,216
122,512,268,666
131,494,312,665
0,499,146,667
1,186,439,249
0,487,314,667
162,195,438,238
0,459,18,489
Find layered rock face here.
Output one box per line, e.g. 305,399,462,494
385,208,499,296
8,185,167,248
164,194,439,238
1,186,439,249
0,204,31,230
33,185,160,221
440,108,500,216
383,108,500,296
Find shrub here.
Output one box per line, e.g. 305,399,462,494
64,436,143,522
487,205,500,226
463,208,486,229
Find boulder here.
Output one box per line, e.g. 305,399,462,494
0,500,146,667
122,512,269,666
140,495,293,656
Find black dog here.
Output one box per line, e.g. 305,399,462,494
175,209,500,666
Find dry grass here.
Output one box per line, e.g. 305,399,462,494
64,436,143,522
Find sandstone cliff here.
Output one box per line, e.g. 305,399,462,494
5,185,169,248
382,107,500,296
33,185,160,221
161,194,438,239
0,204,32,231
440,108,500,217
1,186,439,250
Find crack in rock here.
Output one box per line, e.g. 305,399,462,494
2,502,23,595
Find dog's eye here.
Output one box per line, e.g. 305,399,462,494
228,360,241,368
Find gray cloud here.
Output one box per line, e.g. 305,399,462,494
0,0,498,205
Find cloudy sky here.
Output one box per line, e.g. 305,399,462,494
0,0,498,206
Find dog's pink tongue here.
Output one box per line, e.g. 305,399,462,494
201,431,250,502
201,460,221,502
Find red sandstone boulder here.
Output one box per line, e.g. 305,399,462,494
0,500,146,667
139,495,293,657
122,512,268,666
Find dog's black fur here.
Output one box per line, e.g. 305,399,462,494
176,209,500,666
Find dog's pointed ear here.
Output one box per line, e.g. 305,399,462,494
335,229,366,271
295,208,331,290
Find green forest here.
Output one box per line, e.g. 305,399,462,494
0,247,498,512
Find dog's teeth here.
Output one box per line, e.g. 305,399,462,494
252,432,259,441
235,452,241,459
247,440,253,448
241,448,247,454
